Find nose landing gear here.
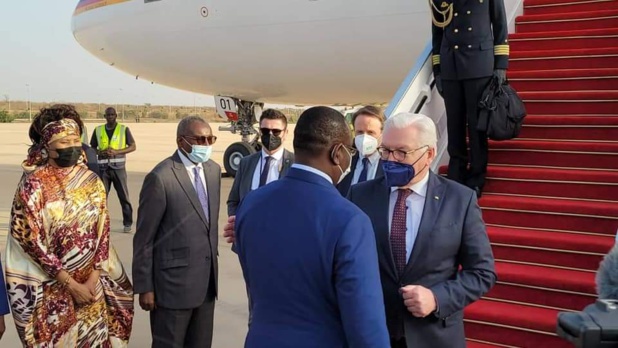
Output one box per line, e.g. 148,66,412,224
215,96,263,177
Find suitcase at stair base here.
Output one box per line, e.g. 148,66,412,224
557,299,618,348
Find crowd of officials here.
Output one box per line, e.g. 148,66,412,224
0,102,495,348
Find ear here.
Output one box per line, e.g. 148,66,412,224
330,144,342,166
426,146,436,165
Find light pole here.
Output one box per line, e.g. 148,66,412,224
26,84,31,121
119,88,125,121
3,95,9,114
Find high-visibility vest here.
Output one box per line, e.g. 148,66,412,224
95,124,127,169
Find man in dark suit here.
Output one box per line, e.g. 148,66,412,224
133,116,221,348
431,0,509,196
337,105,385,196
348,112,496,348
227,108,294,216
234,106,390,347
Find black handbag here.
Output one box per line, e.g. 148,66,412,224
477,77,527,141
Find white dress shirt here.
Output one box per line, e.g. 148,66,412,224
251,148,285,190
388,172,430,262
178,150,208,194
351,150,381,185
291,163,333,184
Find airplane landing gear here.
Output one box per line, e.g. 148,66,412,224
215,96,264,177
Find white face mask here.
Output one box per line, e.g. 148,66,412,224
337,146,352,185
354,134,379,157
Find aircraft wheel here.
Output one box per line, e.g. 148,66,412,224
224,142,256,177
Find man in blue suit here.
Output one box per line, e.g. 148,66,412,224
0,257,10,340
234,106,390,348
348,112,496,348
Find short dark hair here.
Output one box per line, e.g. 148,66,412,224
351,105,384,128
29,104,85,147
177,115,209,137
259,109,288,128
293,106,349,156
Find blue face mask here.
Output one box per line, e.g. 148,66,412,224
382,161,416,187
183,138,212,163
382,150,428,187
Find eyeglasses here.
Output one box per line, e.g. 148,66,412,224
260,128,284,137
378,145,428,161
183,135,217,145
341,144,358,157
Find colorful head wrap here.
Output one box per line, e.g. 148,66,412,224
23,118,84,171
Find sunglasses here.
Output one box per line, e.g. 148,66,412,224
183,135,217,145
260,128,284,137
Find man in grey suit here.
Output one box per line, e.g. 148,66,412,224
133,116,221,348
227,108,294,216
347,112,496,348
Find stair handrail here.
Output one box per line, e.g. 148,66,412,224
384,41,448,171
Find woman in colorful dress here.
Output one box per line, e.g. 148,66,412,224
5,104,134,347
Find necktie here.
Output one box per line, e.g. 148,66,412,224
193,167,209,222
391,189,411,276
259,156,273,187
358,157,370,183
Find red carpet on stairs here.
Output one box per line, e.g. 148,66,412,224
456,0,618,346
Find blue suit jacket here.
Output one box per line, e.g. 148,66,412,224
235,167,390,348
348,172,496,347
0,258,9,315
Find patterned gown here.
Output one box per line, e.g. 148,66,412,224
5,163,134,347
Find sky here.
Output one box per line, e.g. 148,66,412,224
0,1,216,107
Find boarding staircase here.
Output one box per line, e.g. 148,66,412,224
387,0,618,346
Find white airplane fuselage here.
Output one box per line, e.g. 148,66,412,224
72,0,431,106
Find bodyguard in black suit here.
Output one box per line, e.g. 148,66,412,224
348,113,495,348
227,109,294,216
336,106,386,196
431,0,509,195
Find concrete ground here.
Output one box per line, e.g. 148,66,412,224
0,122,295,347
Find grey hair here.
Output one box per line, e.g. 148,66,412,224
177,115,208,137
384,112,437,150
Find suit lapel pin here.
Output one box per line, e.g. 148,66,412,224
441,1,449,8
434,196,440,200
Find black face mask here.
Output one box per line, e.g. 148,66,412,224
53,146,81,167
261,134,282,152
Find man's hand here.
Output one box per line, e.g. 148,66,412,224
435,74,444,98
493,69,507,85
139,292,156,311
106,149,118,157
223,215,236,244
0,315,5,340
401,285,437,318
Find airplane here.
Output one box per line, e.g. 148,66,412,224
70,0,432,176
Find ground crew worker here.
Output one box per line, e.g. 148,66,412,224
91,107,136,232
430,0,509,197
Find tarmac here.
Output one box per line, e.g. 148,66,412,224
0,121,296,347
